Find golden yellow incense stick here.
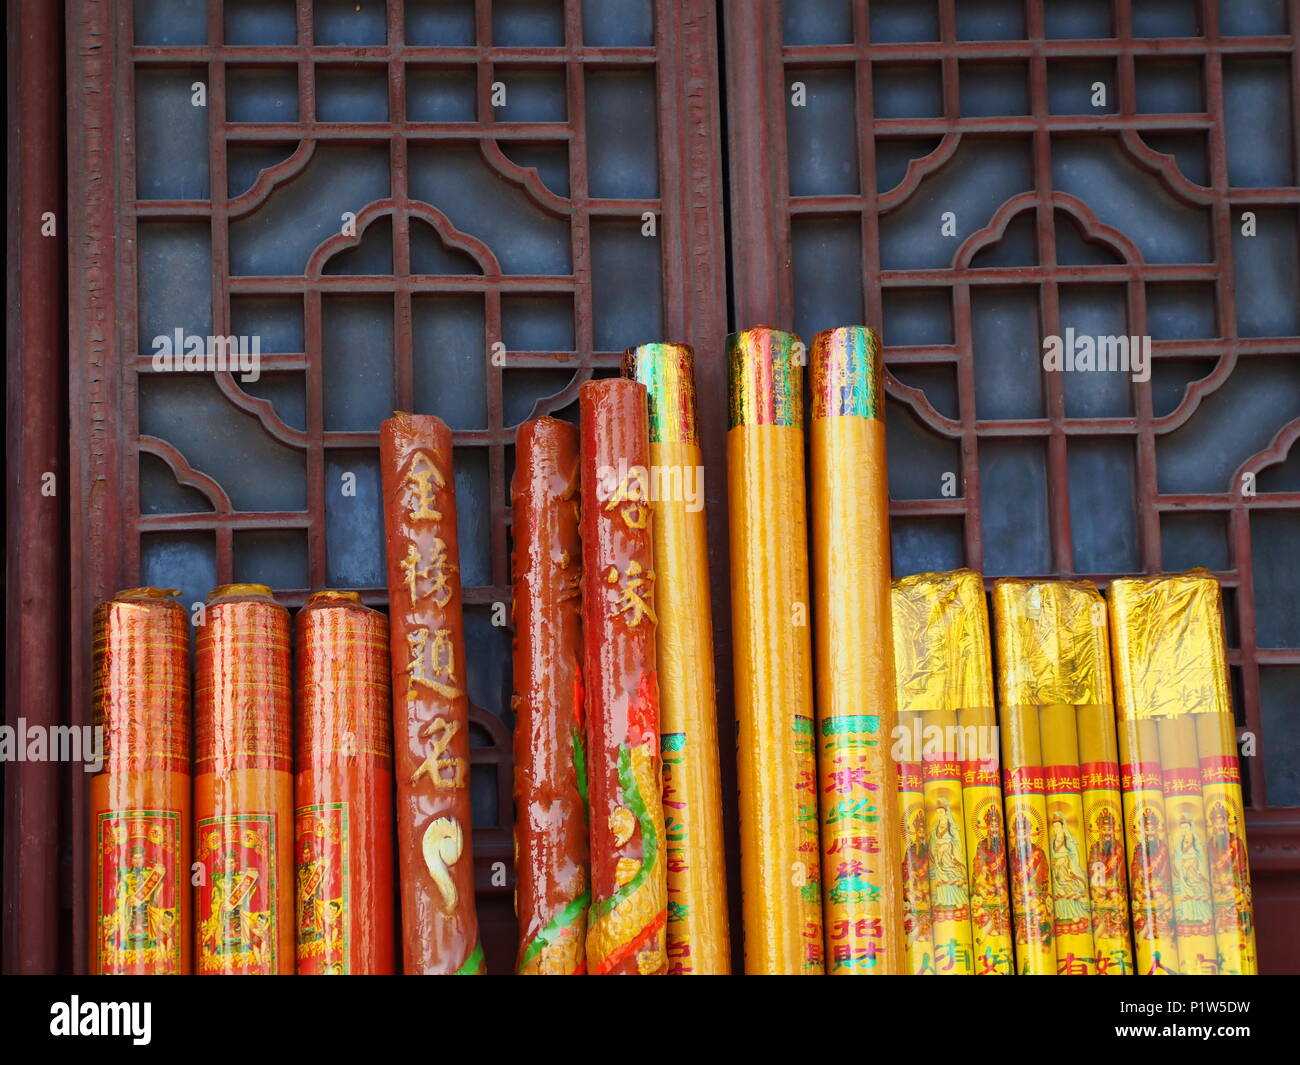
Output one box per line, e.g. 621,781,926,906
622,343,731,975
727,325,822,974
1115,715,1179,974
1197,709,1257,974
897,709,935,974
1158,714,1218,974
998,700,1056,975
1077,699,1135,975
892,570,1013,976
808,327,903,975
957,702,1015,975
921,705,974,975
1040,702,1097,974
1109,571,1254,975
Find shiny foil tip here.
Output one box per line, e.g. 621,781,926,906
726,325,803,430
1108,568,1230,720
810,326,884,421
891,569,993,712
206,582,276,604
993,578,1110,708
622,342,699,445
305,589,364,607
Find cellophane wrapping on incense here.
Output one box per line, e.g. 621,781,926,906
580,379,668,975
294,590,395,974
1108,570,1255,976
194,583,295,974
993,579,1133,975
727,326,823,974
380,412,484,975
511,417,590,975
809,326,903,974
623,343,731,974
893,570,1014,975
90,588,191,975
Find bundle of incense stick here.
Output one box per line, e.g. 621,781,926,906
511,417,589,975
892,570,1014,975
993,579,1134,975
380,413,483,975
623,344,731,974
809,327,903,975
90,588,191,975
727,326,823,974
1109,570,1256,976
580,379,668,975
294,590,394,974
194,583,295,975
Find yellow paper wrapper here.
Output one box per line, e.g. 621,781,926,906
727,326,822,974
892,570,1014,975
809,327,904,975
1109,571,1256,975
994,579,1113,974
623,343,731,974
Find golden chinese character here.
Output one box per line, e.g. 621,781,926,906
411,716,467,789
400,538,457,607
602,468,651,530
606,559,657,627
406,450,446,522
407,627,462,700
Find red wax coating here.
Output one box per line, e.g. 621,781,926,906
511,418,590,974
579,379,668,976
380,412,483,975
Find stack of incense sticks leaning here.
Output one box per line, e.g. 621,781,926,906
1108,571,1257,975
891,570,1015,975
992,579,1134,976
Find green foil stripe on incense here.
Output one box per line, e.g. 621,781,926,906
810,326,884,421
726,326,804,430
622,343,699,445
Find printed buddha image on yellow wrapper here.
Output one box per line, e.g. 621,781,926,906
892,571,1014,976
623,344,731,974
1108,571,1256,976
809,327,903,974
994,580,1115,975
727,326,823,974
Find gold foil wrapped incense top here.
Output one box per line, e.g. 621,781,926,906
891,569,995,712
306,589,364,606
992,578,1111,707
727,325,803,429
1108,569,1231,721
206,582,276,604
622,342,699,445
810,326,884,421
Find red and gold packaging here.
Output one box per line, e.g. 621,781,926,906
897,710,935,974
1109,571,1256,975
993,580,1110,975
808,327,903,975
1078,703,1134,975
1117,715,1179,975
511,417,589,975
579,378,668,975
294,590,395,975
727,326,823,974
380,412,484,975
194,583,294,975
90,587,191,975
893,570,1014,976
623,343,731,974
